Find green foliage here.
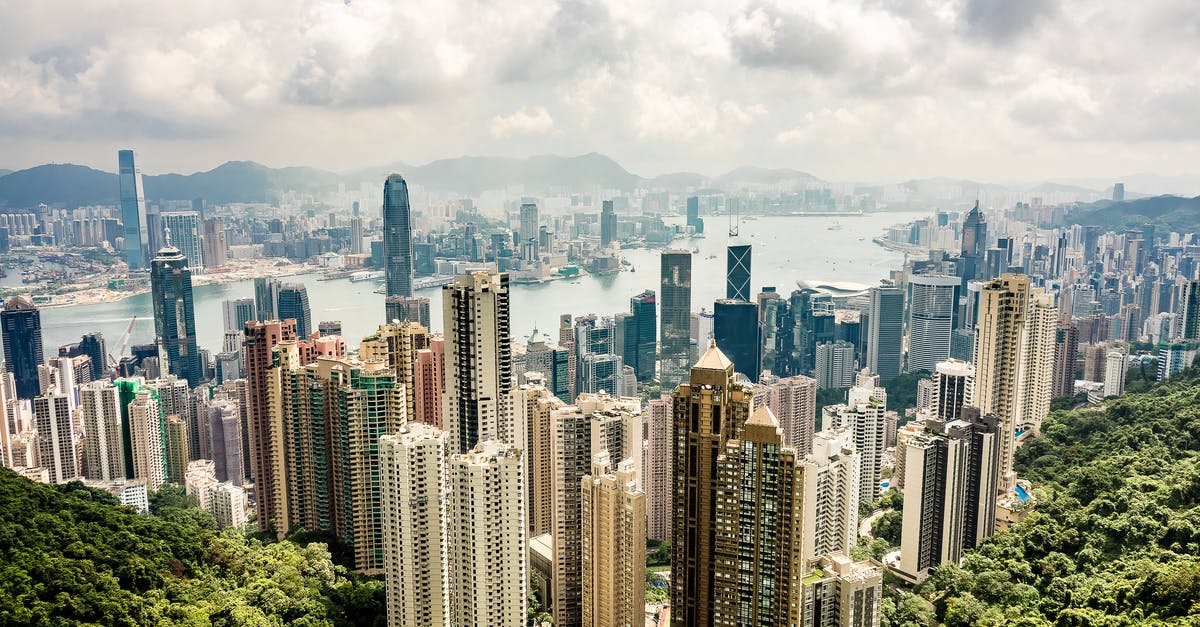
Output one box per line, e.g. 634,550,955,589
1050,392,1088,412
902,366,1200,625
0,471,384,625
1125,357,1158,394
646,570,669,605
647,539,671,567
884,371,929,412
816,387,847,427
873,511,904,546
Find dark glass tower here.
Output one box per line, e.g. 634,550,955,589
383,174,415,305
277,283,312,338
118,149,150,269
867,286,904,381
79,332,107,380
254,277,280,322
660,250,692,389
630,290,657,382
726,242,752,302
1,296,44,399
600,200,617,247
714,298,761,382
960,201,987,282
151,243,203,386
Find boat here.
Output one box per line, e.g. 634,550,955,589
349,270,385,282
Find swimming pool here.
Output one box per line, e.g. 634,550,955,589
1014,485,1030,502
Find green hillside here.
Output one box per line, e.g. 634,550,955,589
886,368,1200,626
0,474,384,626
1064,195,1200,232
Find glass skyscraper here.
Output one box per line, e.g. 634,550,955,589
118,150,150,269
726,242,752,302
160,211,204,273
1,296,45,399
151,243,203,386
277,284,312,338
383,174,415,304
659,250,692,389
713,298,761,382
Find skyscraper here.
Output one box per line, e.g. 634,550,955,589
151,241,203,386
277,283,312,338
645,394,673,542
1051,323,1079,398
670,342,753,625
629,290,657,382
754,373,818,454
245,319,297,533
932,359,974,422
866,286,903,381
815,340,856,389
128,390,166,490
824,382,888,506
222,298,256,333
34,391,77,483
600,200,617,247
907,274,960,373
960,201,987,282
165,415,188,484
201,217,227,269
520,202,540,255
2,296,44,399
714,298,761,382
79,332,107,381
660,250,693,389
80,380,124,481
385,295,431,328
685,196,703,233
802,429,859,559
726,241,752,302
384,174,415,302
160,211,204,273
581,452,646,627
442,271,513,454
118,149,150,269
254,277,281,322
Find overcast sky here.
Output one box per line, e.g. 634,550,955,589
1,0,1197,182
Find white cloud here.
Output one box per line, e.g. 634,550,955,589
489,106,557,139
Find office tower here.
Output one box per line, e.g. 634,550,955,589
254,277,281,322
443,271,513,454
896,409,1000,583
670,342,753,625
726,241,752,302
445,441,527,627
276,283,312,338
550,392,642,626
201,217,227,268
823,385,887,506
384,173,415,302
1051,323,1079,398
714,298,761,382
1183,280,1200,341
578,352,624,395
160,211,204,273
118,150,150,269
222,298,256,332
755,373,817,454
244,319,297,532
79,381,124,481
151,241,203,385
559,314,577,400
600,200,617,247
413,338,445,427
380,424,448,627
710,404,806,625
34,392,77,483
627,290,657,382
959,201,987,281
866,286,903,381
803,429,858,559
815,341,856,389
520,202,540,255
207,399,243,484
581,452,646,627
973,274,1056,495
165,415,188,484
932,359,974,422
645,394,673,541
801,554,883,627
2,296,44,399
907,275,960,373
1113,182,1126,201
1104,346,1127,397
128,390,165,490
686,196,702,233
385,295,431,328
78,332,106,381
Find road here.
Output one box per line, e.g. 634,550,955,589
859,508,893,539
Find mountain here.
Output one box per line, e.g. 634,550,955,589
0,169,11,177
144,161,342,204
0,163,120,208
714,166,824,191
401,152,640,194
1064,195,1200,231
647,171,711,191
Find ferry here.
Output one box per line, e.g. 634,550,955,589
349,270,385,282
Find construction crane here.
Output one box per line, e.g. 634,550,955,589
107,315,138,370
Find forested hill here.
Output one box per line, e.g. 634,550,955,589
0,473,384,625
886,367,1200,626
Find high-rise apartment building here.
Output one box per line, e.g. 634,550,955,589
669,342,752,625
1051,323,1079,398
445,441,527,627
754,373,818,454
165,415,188,484
385,295,432,329
907,275,960,373
118,149,150,269
560,314,577,400
244,319,297,533
660,250,693,389
384,174,415,301
380,423,448,627
801,553,883,627
277,283,312,338
1104,346,1127,398
151,241,203,385
581,452,646,627
442,271,513,454
645,393,673,541
201,217,227,269
160,211,204,273
932,359,974,422
726,241,752,302
34,392,77,483
80,380,124,481
815,340,856,389
127,390,165,490
866,286,904,381
2,296,44,399
802,429,859,560
413,337,445,427
206,398,243,485
823,385,888,506
514,375,564,537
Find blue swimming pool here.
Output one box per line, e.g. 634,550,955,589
1014,485,1030,502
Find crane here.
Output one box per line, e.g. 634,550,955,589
107,315,138,370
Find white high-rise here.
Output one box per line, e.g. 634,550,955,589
442,271,514,455
907,275,960,373
34,392,77,483
380,424,449,627
802,429,859,559
80,380,125,481
445,441,527,627
160,211,204,273
932,359,974,422
823,385,887,504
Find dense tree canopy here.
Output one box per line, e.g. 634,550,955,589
0,473,384,626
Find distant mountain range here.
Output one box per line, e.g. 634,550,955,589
1063,195,1200,232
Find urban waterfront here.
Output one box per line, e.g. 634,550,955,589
39,211,924,355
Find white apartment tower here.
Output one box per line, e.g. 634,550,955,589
34,392,77,483
79,380,125,481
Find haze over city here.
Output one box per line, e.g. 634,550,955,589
3,0,1200,184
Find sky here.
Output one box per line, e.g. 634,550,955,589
1,0,1198,183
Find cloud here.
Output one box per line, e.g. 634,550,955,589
962,0,1060,43
490,106,557,139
